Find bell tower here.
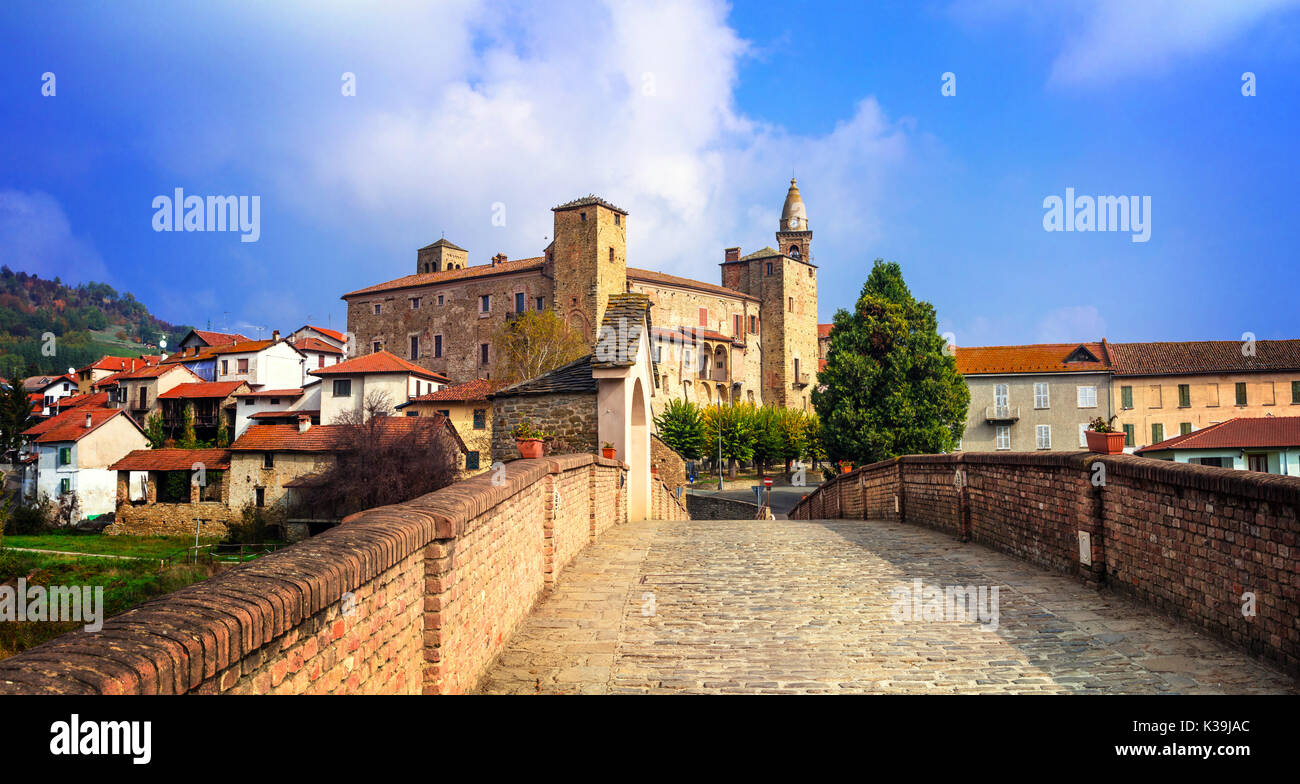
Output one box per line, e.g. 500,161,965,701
775,178,811,263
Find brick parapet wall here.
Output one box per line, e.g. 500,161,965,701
0,454,635,695
790,452,1300,676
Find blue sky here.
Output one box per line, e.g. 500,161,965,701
2,0,1297,346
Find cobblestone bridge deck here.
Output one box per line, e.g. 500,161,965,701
477,519,1298,694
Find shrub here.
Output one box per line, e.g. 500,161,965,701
7,496,55,535
225,504,280,544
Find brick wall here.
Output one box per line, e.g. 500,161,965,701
790,452,1300,676
685,492,759,520
0,454,634,694
652,478,690,521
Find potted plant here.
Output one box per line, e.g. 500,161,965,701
1085,416,1126,455
838,459,853,474
601,441,616,459
513,422,548,459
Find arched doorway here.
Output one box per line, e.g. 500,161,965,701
629,377,649,520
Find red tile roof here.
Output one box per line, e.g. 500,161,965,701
250,409,319,419
118,364,201,381
206,339,293,356
1110,340,1300,377
343,257,546,298
157,381,248,399
818,324,833,339
78,356,156,374
229,416,456,452
234,388,306,398
300,325,345,343
955,343,1111,375
293,337,344,354
46,391,109,411
398,378,499,404
308,350,449,381
627,267,760,303
110,448,232,471
190,329,251,346
32,408,141,444
651,326,741,345
1136,417,1300,453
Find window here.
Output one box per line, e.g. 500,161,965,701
434,335,443,358
1178,384,1190,408
788,297,794,312
372,341,382,354
1121,385,1133,409
733,315,742,336
409,335,420,359
1197,457,1227,468
1180,422,1193,436
437,409,450,419
58,447,72,466
1152,423,1164,444
614,214,621,226
995,426,1010,450
609,247,615,262
749,315,758,334
536,296,545,311
473,409,486,429
238,358,249,374
698,307,708,327
480,295,491,313
410,297,421,310
373,303,382,315
1236,382,1247,405
1034,382,1049,409
793,357,801,380
270,398,280,405
993,384,1009,416
263,452,275,468
580,212,586,222
437,294,444,306
255,488,265,508
60,478,71,495
515,292,525,313
1123,424,1135,447
1077,385,1097,408
480,343,489,365
466,451,480,471
221,360,229,376
318,354,326,369
1035,424,1051,450
332,379,352,398
244,397,254,406
766,262,773,276
1078,423,1089,448
1293,380,1300,404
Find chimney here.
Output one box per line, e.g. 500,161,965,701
492,253,507,266
724,247,740,263
272,330,281,341
297,413,311,433
84,411,93,429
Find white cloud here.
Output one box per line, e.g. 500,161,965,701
0,190,111,285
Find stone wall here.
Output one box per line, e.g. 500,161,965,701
790,452,1300,676
650,434,686,491
105,469,241,537
686,492,759,520
652,479,690,521
490,391,598,463
0,454,634,694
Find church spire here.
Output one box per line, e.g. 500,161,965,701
776,178,810,262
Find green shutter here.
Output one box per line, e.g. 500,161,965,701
1152,423,1164,444
1123,424,1134,446
1178,384,1190,407
1236,382,1247,405
1121,386,1133,409
1292,380,1300,404
1180,422,1192,435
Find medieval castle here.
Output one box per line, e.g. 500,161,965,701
342,179,820,413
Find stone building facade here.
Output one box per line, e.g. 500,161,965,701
342,181,820,416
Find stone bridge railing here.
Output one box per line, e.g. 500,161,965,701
0,454,633,694
791,452,1300,677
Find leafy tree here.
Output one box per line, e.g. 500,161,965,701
491,309,588,385
215,417,230,448
0,381,34,454
144,413,167,449
812,260,969,465
653,398,707,460
702,402,756,479
179,403,198,448
750,405,784,477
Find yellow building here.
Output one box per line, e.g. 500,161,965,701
1108,340,1300,450
396,378,497,474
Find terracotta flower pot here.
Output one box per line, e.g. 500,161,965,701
1085,429,1126,455
517,438,544,459
840,464,853,474
602,447,616,459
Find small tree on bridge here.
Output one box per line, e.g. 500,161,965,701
812,260,969,466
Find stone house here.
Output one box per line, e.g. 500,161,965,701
106,447,240,537
395,377,497,474
156,380,251,443
75,355,158,394
309,350,450,423
955,343,1115,452
111,363,204,425
342,180,819,414
26,408,150,520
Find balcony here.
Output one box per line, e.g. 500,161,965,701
792,372,810,388
984,406,1020,423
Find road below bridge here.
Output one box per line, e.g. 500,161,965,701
477,518,1297,694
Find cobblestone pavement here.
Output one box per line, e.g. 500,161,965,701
476,519,1298,694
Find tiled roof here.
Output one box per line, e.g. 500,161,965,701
418,238,466,251
293,337,344,354
342,257,546,298
593,293,652,368
24,374,75,392
157,381,248,399
188,329,251,346
955,343,1111,375
229,416,458,452
24,405,104,438
627,267,759,303
118,364,200,381
650,325,740,345
552,195,628,215
78,356,155,374
397,378,499,405
737,246,780,261
206,339,301,356
309,350,449,382
1109,340,1300,377
234,388,306,398
46,392,109,411
1136,417,1300,453
250,409,319,419
110,448,232,471
818,324,833,339
33,408,139,444
489,355,597,399
299,325,346,343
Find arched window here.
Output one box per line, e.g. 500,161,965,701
789,245,801,259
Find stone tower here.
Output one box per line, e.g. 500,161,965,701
718,179,819,409
549,196,628,345
416,238,468,274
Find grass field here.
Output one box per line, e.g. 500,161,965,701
2,530,221,561
0,547,217,660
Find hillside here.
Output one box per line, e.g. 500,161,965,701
0,266,192,379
